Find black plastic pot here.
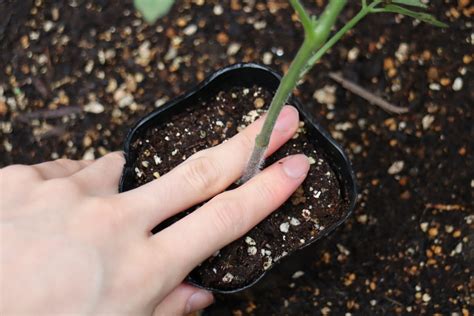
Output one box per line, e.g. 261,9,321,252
119,63,357,293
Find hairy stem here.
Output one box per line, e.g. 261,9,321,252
241,0,347,183
240,40,314,183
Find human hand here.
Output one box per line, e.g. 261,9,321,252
0,105,309,315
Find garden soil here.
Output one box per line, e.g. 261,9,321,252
0,1,471,314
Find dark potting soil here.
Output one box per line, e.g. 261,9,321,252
129,85,349,290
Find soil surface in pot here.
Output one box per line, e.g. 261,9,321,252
129,85,349,290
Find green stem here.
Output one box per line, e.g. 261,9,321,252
289,0,315,38
254,40,313,148
241,0,347,183
239,39,315,183
255,0,347,149
312,0,347,44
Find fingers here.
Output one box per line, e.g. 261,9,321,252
32,159,93,179
150,154,309,284
1,165,45,207
152,284,213,316
1,160,91,206
70,152,125,195
118,105,300,230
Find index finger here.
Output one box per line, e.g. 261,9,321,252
114,106,299,230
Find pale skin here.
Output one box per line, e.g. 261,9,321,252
0,106,309,315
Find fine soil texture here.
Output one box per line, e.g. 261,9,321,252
129,85,349,290
1,0,472,314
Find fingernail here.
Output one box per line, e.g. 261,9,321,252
185,290,214,313
282,155,310,179
274,106,298,132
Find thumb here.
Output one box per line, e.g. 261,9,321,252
153,283,214,316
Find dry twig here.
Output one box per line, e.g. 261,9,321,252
14,106,82,123
425,203,466,212
329,72,409,114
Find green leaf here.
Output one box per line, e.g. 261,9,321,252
134,0,174,23
383,4,448,27
392,0,427,9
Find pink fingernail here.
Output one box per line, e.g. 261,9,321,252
185,290,214,313
274,106,298,132
282,155,310,179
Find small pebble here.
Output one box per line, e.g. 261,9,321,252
262,52,273,65
292,271,305,279
83,148,95,160
85,60,94,74
454,242,463,254
335,122,353,131
357,214,368,224
153,155,162,165
183,24,197,36
347,47,360,61
82,136,92,147
84,101,105,114
420,222,428,232
429,83,441,91
428,227,438,237
254,20,267,30
155,98,168,107
222,273,234,283
43,20,54,32
227,43,241,56
321,306,331,314
247,246,257,256
137,41,151,66
134,167,143,178
263,257,273,270
290,217,301,226
245,236,256,245
422,115,435,130
254,97,265,108
388,161,404,175
118,94,134,108
395,43,409,62
213,4,223,15
452,77,463,91
313,85,336,105
302,209,311,219
422,293,431,302
279,222,290,233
